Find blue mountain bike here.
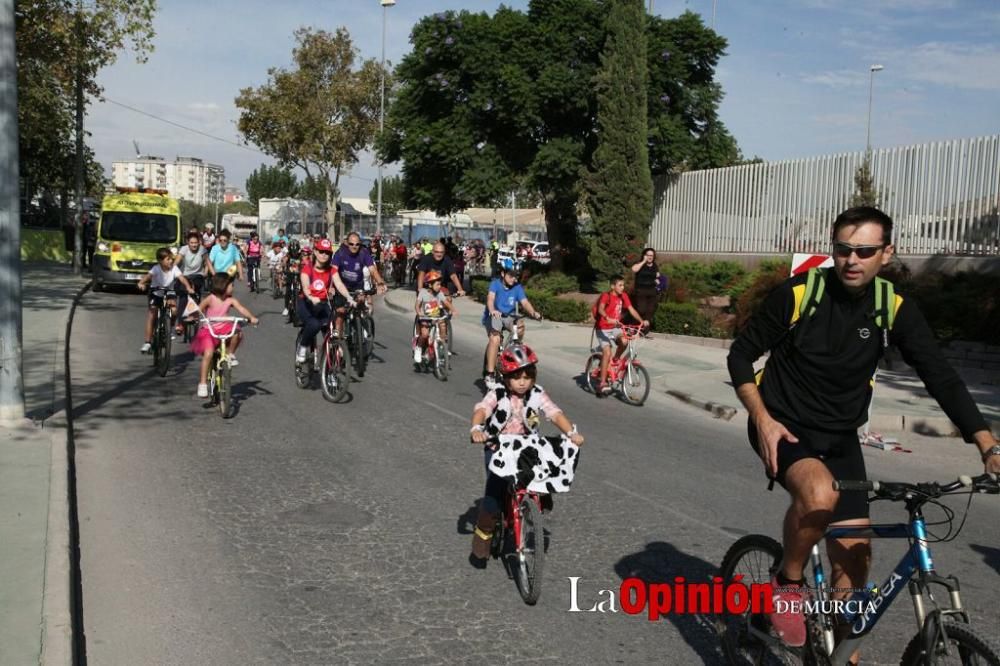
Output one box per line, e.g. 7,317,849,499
717,473,1000,665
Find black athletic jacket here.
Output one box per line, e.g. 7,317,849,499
727,269,988,442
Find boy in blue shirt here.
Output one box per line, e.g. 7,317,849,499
482,260,542,390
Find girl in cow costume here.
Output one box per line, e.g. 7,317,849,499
468,344,585,567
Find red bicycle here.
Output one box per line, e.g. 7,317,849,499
585,324,650,405
294,295,350,402
482,433,580,605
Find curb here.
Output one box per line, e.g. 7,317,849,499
40,277,91,666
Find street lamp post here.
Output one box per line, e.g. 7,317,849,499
376,0,396,237
866,64,884,154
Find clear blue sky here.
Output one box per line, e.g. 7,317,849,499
91,0,1000,198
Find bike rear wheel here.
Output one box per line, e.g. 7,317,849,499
319,337,350,403
217,360,232,418
621,362,650,406
900,621,1000,666
514,496,545,605
584,353,602,393
433,338,448,381
718,535,791,666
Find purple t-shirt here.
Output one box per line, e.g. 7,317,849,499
332,246,374,290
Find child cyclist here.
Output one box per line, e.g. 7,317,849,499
266,241,287,292
594,274,648,396
482,258,542,390
137,247,195,353
413,270,454,366
190,273,259,398
468,344,584,568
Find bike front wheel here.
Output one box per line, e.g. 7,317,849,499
155,312,171,377
433,338,448,381
900,621,1000,666
717,535,788,666
352,319,367,378
621,362,650,406
319,338,350,403
514,496,545,606
217,360,232,418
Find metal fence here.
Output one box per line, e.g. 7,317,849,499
649,134,1000,256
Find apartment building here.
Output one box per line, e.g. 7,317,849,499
111,155,225,206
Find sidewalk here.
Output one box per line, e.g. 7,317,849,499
1,262,87,666
383,288,1000,438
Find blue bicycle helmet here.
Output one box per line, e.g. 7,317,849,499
499,257,520,274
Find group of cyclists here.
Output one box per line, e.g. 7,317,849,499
132,206,1000,663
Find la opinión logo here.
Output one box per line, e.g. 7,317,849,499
567,576,774,620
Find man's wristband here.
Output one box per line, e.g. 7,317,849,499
981,444,1000,463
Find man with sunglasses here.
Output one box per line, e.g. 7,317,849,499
332,232,387,326
416,242,466,298
727,206,1000,653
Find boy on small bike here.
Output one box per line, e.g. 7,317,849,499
137,247,195,354
468,344,584,568
594,275,648,396
413,270,454,366
482,259,542,391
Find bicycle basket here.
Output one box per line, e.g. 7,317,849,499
488,434,581,494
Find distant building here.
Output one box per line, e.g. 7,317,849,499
111,155,225,206
223,185,245,203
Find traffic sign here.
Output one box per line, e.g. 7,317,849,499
790,253,833,277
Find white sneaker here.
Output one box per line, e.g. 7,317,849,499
296,346,308,363
282,308,289,317
413,347,423,363
197,383,208,398
140,342,151,354
228,355,239,367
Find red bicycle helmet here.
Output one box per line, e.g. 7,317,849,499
498,344,538,375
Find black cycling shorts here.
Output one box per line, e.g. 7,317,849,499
747,421,868,522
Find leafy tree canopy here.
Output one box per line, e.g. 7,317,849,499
368,174,407,217
16,0,157,206
236,27,386,238
245,163,298,209
382,2,741,267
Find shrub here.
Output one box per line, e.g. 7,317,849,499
905,272,1000,345
652,302,718,337
733,262,790,332
524,270,578,295
526,289,590,323
662,260,748,301
470,276,491,303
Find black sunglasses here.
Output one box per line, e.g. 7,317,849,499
347,242,361,248
832,241,884,259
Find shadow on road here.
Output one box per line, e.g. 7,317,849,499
613,540,723,665
969,544,1000,575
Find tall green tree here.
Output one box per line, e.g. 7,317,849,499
368,175,407,216
236,27,385,239
383,3,739,270
16,0,157,210
585,0,653,278
245,163,298,210
297,174,328,202
850,156,881,208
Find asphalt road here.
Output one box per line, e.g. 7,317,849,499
70,281,1000,665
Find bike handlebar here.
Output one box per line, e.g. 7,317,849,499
833,473,1000,499
150,287,177,297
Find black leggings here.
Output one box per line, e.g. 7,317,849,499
632,287,659,324
297,299,332,348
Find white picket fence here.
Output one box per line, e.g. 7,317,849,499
649,134,1000,256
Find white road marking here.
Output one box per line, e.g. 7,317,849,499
601,480,736,538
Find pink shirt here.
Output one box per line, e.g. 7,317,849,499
474,388,562,434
